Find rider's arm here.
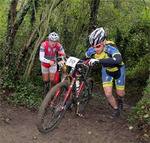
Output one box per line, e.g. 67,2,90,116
39,46,50,63
99,54,123,65
58,45,65,53
58,45,65,60
81,55,89,61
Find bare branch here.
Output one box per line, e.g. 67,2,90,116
17,0,26,13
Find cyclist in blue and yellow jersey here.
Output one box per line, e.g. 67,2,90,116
81,28,125,118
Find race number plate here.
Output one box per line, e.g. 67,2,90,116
66,57,80,67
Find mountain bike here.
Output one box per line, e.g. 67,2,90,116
37,52,94,133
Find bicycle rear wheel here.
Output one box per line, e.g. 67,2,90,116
37,81,69,133
78,78,94,114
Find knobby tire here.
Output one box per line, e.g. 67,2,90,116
37,81,69,133
78,78,94,114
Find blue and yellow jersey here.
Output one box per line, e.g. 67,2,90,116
85,41,124,72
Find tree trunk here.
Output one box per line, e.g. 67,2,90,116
5,0,18,66
5,0,32,68
86,0,100,49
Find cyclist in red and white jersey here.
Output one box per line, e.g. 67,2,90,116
39,32,65,92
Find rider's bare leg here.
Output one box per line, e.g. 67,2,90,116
104,86,120,118
49,72,56,90
43,73,49,92
104,86,118,109
43,73,49,81
116,89,125,98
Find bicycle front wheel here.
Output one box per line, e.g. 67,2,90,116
78,78,94,114
37,81,69,133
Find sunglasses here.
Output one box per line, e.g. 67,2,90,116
94,43,103,48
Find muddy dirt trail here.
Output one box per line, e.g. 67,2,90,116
0,95,146,143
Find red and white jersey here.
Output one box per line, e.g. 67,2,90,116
39,41,65,68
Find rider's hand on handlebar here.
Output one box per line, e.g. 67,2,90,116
89,59,99,66
49,60,55,66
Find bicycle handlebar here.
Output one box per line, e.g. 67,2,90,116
57,51,91,69
76,61,90,68
57,51,91,79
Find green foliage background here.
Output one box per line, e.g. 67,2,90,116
0,0,149,135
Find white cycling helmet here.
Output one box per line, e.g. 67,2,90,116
48,32,59,41
89,27,106,46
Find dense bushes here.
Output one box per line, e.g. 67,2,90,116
128,75,150,134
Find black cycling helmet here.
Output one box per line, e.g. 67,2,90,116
89,27,106,46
